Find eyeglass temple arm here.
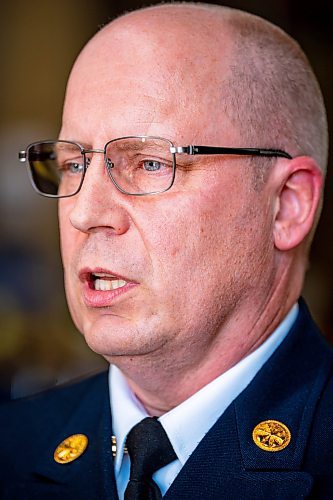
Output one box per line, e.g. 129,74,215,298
19,150,58,163
172,145,292,159
19,145,292,161
20,151,55,161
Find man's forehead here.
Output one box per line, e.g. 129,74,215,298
61,84,236,147
64,6,237,143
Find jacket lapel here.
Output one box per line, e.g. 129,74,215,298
234,300,332,473
165,300,331,499
164,403,313,499
29,373,118,500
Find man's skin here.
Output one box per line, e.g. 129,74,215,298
58,3,323,416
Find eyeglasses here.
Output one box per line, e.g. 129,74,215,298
18,135,292,197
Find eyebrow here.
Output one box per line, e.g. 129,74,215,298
55,143,81,153
107,140,169,154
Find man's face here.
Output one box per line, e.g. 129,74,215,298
58,15,276,370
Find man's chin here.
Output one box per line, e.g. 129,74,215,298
79,316,165,361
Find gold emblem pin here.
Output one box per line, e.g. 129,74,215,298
252,420,291,452
54,434,88,464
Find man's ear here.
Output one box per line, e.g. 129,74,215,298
273,156,323,251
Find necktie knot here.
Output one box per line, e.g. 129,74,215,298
125,417,176,499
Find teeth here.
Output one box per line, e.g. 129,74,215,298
94,279,127,291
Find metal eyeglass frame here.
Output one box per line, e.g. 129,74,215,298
19,135,292,197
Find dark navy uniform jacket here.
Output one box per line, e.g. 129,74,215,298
1,299,333,499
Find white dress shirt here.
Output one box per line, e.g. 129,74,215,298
109,304,298,499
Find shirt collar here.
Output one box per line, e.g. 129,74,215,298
109,365,149,473
109,303,298,470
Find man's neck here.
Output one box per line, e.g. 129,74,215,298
108,294,298,416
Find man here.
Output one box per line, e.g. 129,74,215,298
1,2,332,499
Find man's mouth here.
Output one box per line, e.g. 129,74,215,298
91,273,128,291
78,269,137,307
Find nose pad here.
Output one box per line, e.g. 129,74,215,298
105,157,115,176
105,157,121,191
105,157,114,169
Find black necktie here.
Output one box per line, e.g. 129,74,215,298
124,417,177,500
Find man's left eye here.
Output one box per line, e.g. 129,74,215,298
143,160,163,172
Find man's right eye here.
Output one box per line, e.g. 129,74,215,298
59,161,84,174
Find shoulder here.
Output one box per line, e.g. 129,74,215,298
1,370,109,423
301,325,333,493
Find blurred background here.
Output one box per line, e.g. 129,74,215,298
1,0,332,402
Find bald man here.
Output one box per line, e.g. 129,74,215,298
1,3,332,499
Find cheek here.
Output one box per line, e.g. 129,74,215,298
150,187,271,289
58,201,81,317
58,200,76,264
141,193,227,287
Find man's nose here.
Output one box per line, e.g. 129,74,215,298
68,154,130,235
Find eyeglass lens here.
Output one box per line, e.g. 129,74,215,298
26,137,175,197
27,141,83,197
105,137,174,195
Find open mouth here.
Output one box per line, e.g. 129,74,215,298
79,268,137,307
90,273,128,291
